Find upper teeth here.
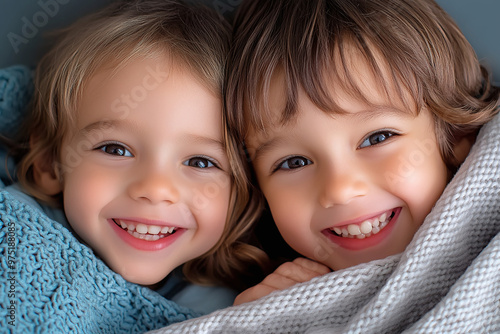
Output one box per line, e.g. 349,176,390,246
115,219,176,235
330,211,391,239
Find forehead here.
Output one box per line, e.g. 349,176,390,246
74,56,222,139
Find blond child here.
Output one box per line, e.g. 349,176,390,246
7,0,268,313
226,0,499,304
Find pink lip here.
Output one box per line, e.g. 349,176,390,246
108,219,185,252
321,207,401,251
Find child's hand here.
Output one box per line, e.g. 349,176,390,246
233,257,331,305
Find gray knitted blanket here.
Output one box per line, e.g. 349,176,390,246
151,112,500,333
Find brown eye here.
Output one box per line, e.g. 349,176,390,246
359,131,396,148
276,156,312,171
97,143,133,157
183,157,217,169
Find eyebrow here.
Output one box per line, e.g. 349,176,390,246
252,136,288,163
179,133,226,150
80,120,125,135
349,106,413,121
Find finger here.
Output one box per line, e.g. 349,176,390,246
273,260,327,283
234,272,300,306
260,272,301,290
233,258,332,306
233,284,278,306
292,257,331,275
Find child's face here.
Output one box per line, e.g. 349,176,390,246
245,68,449,271
57,57,230,284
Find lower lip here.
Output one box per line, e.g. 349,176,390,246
321,208,401,251
108,219,185,251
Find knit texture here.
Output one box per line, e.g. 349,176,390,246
0,65,33,137
0,65,200,333
0,192,199,333
150,111,500,332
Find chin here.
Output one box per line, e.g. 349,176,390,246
113,264,171,286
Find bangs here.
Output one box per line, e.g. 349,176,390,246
251,33,422,133
236,6,427,135
229,0,473,136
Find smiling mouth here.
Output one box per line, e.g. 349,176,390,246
327,209,396,239
112,219,178,241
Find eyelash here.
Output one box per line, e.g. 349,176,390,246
272,156,312,173
95,142,133,157
182,155,220,169
358,129,399,149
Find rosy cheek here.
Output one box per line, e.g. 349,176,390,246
266,188,295,220
268,192,307,245
206,198,230,233
63,165,112,214
382,151,422,192
383,138,439,186
383,144,447,225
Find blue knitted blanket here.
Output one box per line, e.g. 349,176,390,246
0,66,199,333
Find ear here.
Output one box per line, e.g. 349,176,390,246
452,134,475,165
31,137,62,196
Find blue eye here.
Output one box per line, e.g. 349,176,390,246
97,143,133,157
183,157,217,169
275,156,312,171
359,131,396,148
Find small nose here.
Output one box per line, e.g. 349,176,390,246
127,169,180,205
318,165,368,208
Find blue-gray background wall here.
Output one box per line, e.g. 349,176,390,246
1,0,499,83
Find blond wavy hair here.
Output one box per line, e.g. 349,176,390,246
14,0,270,290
